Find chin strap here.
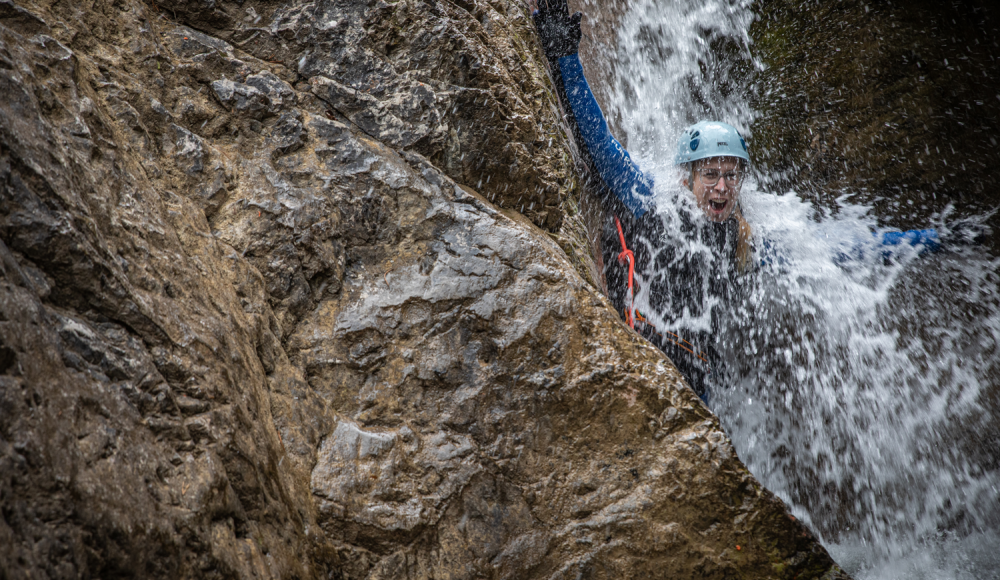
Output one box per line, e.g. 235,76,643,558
614,215,635,329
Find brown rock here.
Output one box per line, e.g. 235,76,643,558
0,0,848,578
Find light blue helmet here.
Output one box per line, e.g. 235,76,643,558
674,120,750,165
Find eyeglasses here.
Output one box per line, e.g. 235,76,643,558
696,168,743,187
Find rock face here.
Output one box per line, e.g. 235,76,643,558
749,0,1000,233
162,0,576,231
1,0,846,578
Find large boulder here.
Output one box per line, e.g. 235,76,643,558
0,0,847,578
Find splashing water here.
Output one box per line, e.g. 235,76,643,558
595,0,1000,577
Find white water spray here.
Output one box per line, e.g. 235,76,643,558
596,0,1000,577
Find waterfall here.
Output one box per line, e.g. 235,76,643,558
596,0,1000,577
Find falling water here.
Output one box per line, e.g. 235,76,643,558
592,0,1000,577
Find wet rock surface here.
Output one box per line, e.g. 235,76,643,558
1,0,847,578
749,0,1000,235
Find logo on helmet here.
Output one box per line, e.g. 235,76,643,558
690,130,701,151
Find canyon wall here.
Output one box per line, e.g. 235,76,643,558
1,0,846,578
750,0,1000,237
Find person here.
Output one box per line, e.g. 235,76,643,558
532,0,973,403
533,0,752,402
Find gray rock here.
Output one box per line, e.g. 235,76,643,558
311,75,432,149
269,111,307,157
212,71,294,118
245,70,295,109
211,78,269,115
169,123,205,174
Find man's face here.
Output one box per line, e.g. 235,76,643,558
682,157,743,223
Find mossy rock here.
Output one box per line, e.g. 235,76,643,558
749,0,1000,235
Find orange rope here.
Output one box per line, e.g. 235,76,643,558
614,216,635,328
613,216,711,374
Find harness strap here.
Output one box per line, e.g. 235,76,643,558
614,215,635,328
633,310,713,373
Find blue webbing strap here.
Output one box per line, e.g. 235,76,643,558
876,229,941,252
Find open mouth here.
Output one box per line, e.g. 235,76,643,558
709,199,728,212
